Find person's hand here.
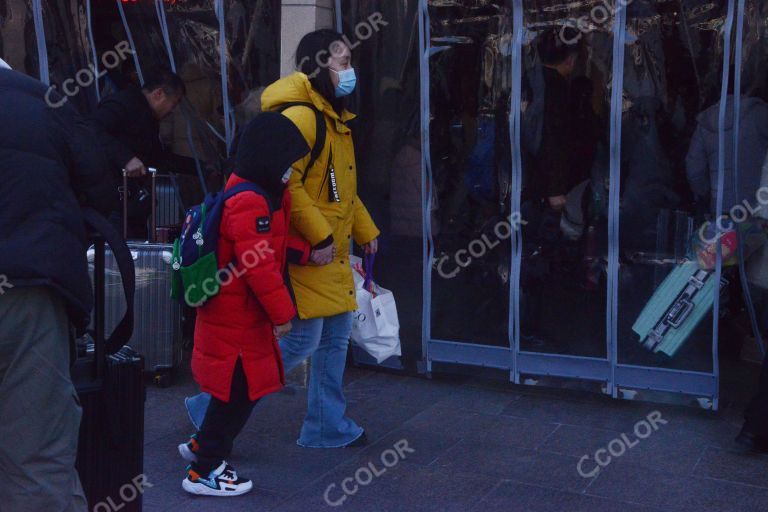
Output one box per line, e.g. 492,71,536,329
547,195,567,211
124,157,147,177
363,237,379,255
274,321,292,339
310,244,336,265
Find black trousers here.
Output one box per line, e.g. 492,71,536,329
194,359,258,475
745,350,768,438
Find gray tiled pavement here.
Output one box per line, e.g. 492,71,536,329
141,361,768,512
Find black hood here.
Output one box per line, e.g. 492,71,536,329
235,112,310,203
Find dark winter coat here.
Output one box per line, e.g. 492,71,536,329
88,86,198,179
0,68,116,328
533,66,574,199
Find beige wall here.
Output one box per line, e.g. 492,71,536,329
280,0,336,77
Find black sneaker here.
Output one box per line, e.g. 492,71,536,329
734,427,768,454
182,462,253,497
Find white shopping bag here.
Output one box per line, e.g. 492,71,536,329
350,255,401,363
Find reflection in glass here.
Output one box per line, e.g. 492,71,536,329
0,0,40,78
731,0,768,364
518,1,611,358
341,0,422,368
618,0,729,373
428,0,512,346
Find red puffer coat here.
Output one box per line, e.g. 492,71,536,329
192,174,310,402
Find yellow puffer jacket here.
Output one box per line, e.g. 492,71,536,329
261,72,380,320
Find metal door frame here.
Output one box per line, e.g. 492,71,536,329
417,0,744,410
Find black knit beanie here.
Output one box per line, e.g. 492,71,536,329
235,112,310,203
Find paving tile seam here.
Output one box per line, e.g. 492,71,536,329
698,444,768,460
433,438,589,472
691,445,707,476
495,412,638,431
592,465,768,495
532,423,563,451
429,401,518,414
467,478,511,512
580,490,667,512
692,472,768,491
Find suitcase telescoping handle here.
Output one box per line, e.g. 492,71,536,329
150,167,157,243
122,169,128,240
93,236,106,378
121,167,158,242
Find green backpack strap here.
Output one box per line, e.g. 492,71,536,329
275,102,327,183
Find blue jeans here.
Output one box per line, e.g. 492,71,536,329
185,312,363,448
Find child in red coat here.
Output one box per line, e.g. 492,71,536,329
182,112,311,496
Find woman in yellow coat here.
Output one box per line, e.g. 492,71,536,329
182,29,378,451
262,29,380,448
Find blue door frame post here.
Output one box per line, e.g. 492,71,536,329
116,0,145,85
215,0,235,157
155,0,177,73
31,0,49,85
419,0,746,409
86,0,100,102
608,0,628,398
733,0,766,360
711,0,738,410
335,0,343,33
509,0,523,384
418,0,434,375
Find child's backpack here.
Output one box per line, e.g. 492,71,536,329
170,183,271,307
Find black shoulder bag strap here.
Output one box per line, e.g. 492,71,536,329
81,208,136,356
276,102,327,183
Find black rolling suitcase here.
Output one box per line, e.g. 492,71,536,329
74,210,146,511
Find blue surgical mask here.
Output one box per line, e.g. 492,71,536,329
332,68,357,98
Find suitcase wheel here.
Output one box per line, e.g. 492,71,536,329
153,371,173,388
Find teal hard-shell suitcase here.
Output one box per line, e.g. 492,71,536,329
633,261,724,357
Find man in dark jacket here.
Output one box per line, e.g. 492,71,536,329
533,28,580,212
89,70,201,237
0,65,115,511
521,28,580,248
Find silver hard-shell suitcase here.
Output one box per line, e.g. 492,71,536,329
101,243,182,383
116,169,182,385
